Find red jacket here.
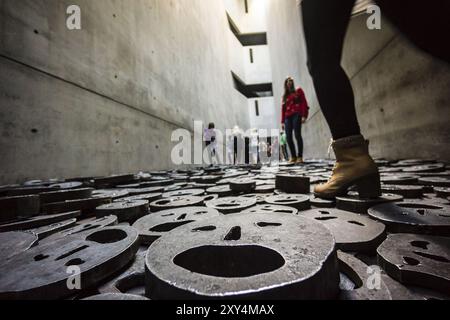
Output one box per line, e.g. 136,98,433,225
281,87,309,123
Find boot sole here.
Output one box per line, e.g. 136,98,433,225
314,173,382,200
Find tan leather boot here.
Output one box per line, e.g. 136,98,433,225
296,157,304,164
314,135,381,199
288,157,298,164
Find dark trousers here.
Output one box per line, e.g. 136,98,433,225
281,145,288,161
301,0,449,140
284,113,303,158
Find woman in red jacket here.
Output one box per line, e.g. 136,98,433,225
281,77,309,164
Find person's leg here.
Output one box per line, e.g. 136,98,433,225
302,0,360,140
281,145,288,161
375,0,449,63
302,0,381,199
284,116,297,159
292,114,304,158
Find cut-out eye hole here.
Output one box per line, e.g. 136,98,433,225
192,226,216,232
403,256,420,266
413,251,449,263
348,221,365,226
157,200,171,205
86,229,127,244
34,254,49,261
177,214,187,221
319,211,330,215
65,258,85,266
416,209,426,216
257,222,282,227
224,226,241,241
439,214,450,218
161,213,175,217
55,245,89,261
150,221,193,232
411,241,430,250
315,217,338,221
194,211,208,215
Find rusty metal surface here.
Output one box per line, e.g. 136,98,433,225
0,195,40,223
276,174,310,194
145,213,340,299
96,200,149,223
39,188,94,204
0,226,140,300
368,202,450,236
265,194,311,211
381,185,424,198
42,197,112,216
0,211,81,232
1,159,450,300
27,219,77,240
161,189,205,198
377,234,450,294
83,293,149,300
336,193,403,214
0,231,38,261
241,204,299,215
133,206,221,245
302,209,386,252
338,251,392,300
41,215,118,244
205,196,257,214
150,196,205,212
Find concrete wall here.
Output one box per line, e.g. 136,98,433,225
244,45,272,84
224,0,268,33
266,0,450,161
248,97,276,130
0,0,250,184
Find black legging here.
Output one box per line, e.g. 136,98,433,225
301,0,450,140
285,113,303,158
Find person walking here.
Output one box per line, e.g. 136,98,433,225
301,0,449,199
280,130,289,162
281,77,309,164
204,122,217,166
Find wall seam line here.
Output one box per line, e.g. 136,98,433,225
0,53,192,132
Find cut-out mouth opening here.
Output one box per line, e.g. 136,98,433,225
257,222,282,227
410,241,430,250
403,256,420,266
348,221,365,226
315,217,338,221
192,225,217,232
86,229,127,244
150,221,194,232
174,245,285,278
413,251,449,263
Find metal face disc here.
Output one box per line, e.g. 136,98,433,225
0,226,140,300
205,197,257,214
377,234,450,294
149,196,204,212
265,194,311,211
301,209,386,252
145,213,340,299
132,207,221,245
368,202,450,236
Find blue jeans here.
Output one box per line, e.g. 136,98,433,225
285,113,303,158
